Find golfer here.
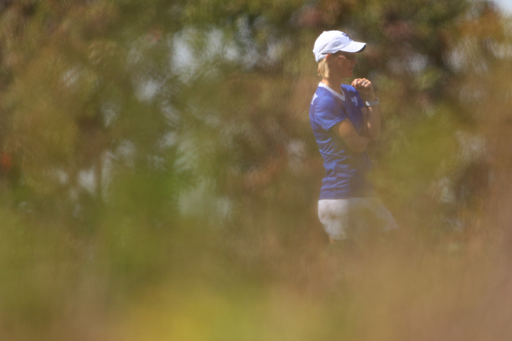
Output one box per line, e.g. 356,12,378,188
309,30,398,243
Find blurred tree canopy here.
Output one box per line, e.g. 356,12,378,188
0,0,511,340
0,0,508,229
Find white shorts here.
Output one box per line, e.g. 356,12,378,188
318,197,398,240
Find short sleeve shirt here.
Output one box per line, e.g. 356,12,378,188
309,83,373,199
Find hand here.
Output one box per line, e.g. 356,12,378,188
352,78,376,101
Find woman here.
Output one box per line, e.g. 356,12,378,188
309,30,398,243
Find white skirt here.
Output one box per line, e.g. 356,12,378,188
318,197,398,240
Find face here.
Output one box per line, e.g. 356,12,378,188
328,52,357,78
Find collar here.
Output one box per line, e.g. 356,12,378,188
319,82,345,101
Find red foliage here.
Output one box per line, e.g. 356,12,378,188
0,153,11,171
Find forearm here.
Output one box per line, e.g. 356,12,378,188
344,132,370,153
365,104,381,140
333,120,370,154
352,78,381,140
352,135,370,153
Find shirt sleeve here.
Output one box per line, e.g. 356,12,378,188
355,91,365,109
313,96,347,132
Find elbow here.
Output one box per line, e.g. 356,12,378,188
348,139,368,154
366,124,381,141
370,131,381,141
353,145,367,154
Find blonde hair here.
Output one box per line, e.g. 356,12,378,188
317,58,330,79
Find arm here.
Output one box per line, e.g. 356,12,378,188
353,78,381,140
330,119,369,154
315,95,369,153
361,106,381,140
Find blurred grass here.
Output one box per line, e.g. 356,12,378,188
1,195,507,341
103,228,503,341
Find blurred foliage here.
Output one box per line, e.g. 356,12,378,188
0,0,511,340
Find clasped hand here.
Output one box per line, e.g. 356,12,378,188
352,78,376,101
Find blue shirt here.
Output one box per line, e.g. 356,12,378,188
309,83,373,199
